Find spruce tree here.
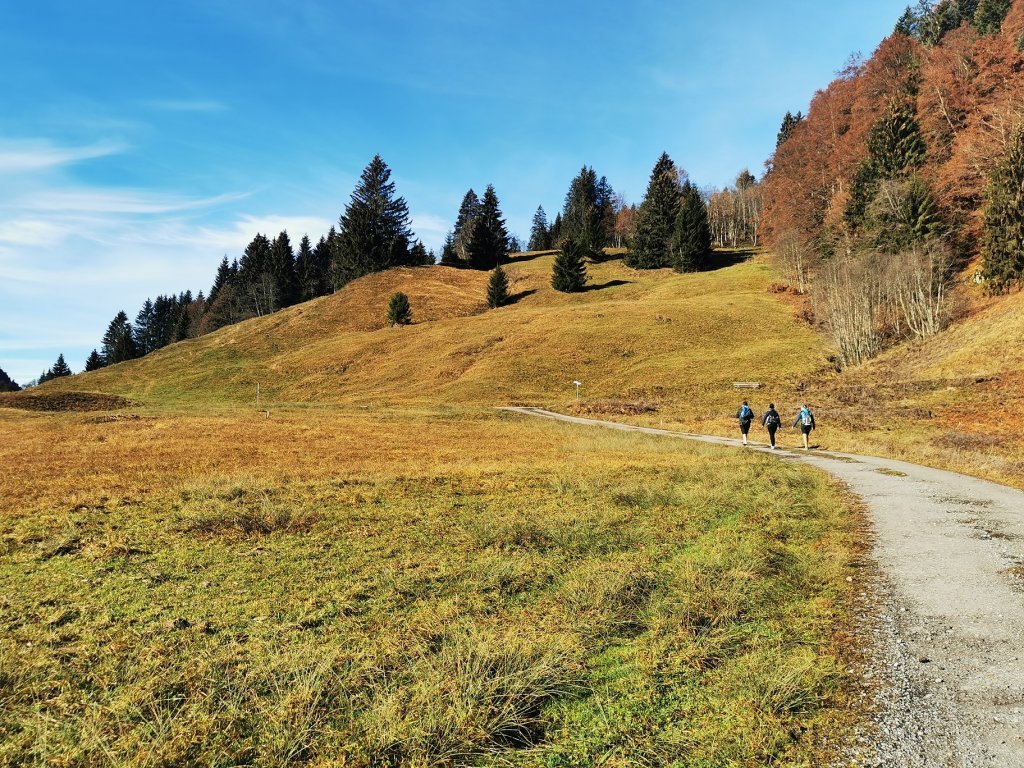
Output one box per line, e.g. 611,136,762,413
270,230,299,308
867,100,927,178
549,212,563,245
552,239,588,292
101,311,137,365
560,166,603,252
776,111,804,148
529,206,551,251
311,234,332,296
486,266,510,308
983,126,1024,292
386,292,412,326
295,235,317,301
208,256,231,308
237,233,274,316
0,366,20,392
334,155,413,286
134,298,157,356
410,240,433,265
49,354,72,379
467,185,509,270
440,231,458,264
670,182,712,272
451,189,482,262
84,349,104,372
627,153,683,269
973,0,1011,35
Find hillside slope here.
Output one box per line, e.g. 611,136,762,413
33,252,831,417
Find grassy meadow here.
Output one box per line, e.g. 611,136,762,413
0,404,863,766
7,245,1020,763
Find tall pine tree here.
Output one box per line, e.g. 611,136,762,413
101,311,137,365
467,185,509,270
208,256,232,308
529,205,551,251
237,233,275,316
983,126,1024,292
627,153,683,269
270,230,299,308
670,182,712,272
48,354,72,379
84,350,105,372
333,155,413,286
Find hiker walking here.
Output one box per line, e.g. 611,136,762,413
736,400,756,446
793,404,816,450
762,403,782,449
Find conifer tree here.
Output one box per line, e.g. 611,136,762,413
467,185,509,270
846,100,928,231
627,153,683,269
334,155,413,286
549,212,563,245
386,292,412,326
295,235,317,301
973,0,1011,35
48,354,72,379
551,239,588,292
450,189,482,262
0,366,20,392
670,182,712,272
561,166,603,252
410,240,433,265
101,311,137,365
776,111,804,148
84,350,105,371
867,100,927,178
208,256,232,308
983,126,1024,292
529,205,551,251
270,230,299,308
311,234,332,296
440,231,458,264
486,266,510,308
172,307,191,342
133,299,158,355
237,233,275,316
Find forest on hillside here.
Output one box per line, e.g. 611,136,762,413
762,0,1024,365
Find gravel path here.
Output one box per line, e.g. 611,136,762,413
504,407,1024,767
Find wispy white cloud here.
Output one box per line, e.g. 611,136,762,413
410,212,448,251
9,189,249,216
146,99,228,113
0,139,125,173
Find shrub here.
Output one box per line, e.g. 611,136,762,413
386,292,412,326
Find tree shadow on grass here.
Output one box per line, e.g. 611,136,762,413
506,289,538,305
584,280,631,292
700,248,757,272
506,251,556,265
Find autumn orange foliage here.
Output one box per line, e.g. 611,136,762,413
762,1,1024,256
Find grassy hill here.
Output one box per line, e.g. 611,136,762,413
28,250,831,414
23,248,1023,487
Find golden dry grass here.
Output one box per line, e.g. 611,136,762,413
0,404,862,766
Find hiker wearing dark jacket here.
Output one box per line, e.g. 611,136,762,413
793,404,816,450
736,401,756,446
762,403,781,449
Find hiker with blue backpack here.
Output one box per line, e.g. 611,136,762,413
736,401,756,446
793,404,816,450
762,403,782,449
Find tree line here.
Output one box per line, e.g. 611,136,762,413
761,0,1022,366
23,148,758,383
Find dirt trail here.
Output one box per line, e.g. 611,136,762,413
505,407,1024,767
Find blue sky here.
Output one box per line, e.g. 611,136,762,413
0,0,907,384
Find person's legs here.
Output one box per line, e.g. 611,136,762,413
802,425,810,449
741,422,749,445
768,426,777,448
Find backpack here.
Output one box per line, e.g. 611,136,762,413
766,410,780,427
739,405,752,420
801,410,813,427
